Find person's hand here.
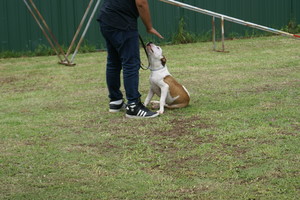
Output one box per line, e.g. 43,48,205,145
147,27,164,39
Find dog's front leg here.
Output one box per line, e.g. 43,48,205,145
144,88,154,107
159,84,169,114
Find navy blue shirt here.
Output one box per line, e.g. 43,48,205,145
97,0,139,30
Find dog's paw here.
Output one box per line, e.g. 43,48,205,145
158,110,164,114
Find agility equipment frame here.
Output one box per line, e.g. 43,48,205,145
160,0,300,51
23,0,101,66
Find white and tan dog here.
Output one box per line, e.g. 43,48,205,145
144,42,190,114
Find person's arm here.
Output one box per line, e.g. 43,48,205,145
135,0,163,39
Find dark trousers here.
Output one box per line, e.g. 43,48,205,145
99,23,141,104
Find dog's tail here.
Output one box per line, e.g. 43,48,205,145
182,85,190,97
165,102,189,109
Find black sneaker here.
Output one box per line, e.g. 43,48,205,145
109,99,125,113
125,102,159,118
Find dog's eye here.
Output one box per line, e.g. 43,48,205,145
157,47,160,49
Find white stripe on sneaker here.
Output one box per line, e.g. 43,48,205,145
137,110,143,116
142,111,147,117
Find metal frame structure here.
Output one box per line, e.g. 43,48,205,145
23,0,101,66
212,16,228,52
24,0,300,63
160,0,300,51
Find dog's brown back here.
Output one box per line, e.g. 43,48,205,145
163,75,190,108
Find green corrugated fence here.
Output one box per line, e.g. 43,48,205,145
0,0,299,52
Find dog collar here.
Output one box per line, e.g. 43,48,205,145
149,65,165,71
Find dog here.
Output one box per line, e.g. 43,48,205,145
144,42,190,114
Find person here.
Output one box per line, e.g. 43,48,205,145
97,0,163,118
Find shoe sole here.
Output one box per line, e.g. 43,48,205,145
109,109,122,113
109,104,126,113
125,112,159,119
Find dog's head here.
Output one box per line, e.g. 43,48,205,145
146,42,166,67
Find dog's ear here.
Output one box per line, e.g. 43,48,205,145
161,56,167,66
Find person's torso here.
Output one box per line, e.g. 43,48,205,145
98,0,139,30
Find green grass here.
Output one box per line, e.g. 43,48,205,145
0,36,299,199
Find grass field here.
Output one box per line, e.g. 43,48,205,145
0,36,299,199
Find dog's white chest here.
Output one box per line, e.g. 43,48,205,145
148,67,177,104
149,67,170,88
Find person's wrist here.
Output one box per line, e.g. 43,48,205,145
146,27,153,32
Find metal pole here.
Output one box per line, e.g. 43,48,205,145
70,0,101,64
221,16,225,52
23,0,63,62
27,0,71,64
212,16,216,51
65,0,94,57
159,0,300,40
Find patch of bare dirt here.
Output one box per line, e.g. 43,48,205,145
155,116,214,138
276,131,298,136
68,141,119,154
239,80,300,94
0,76,19,84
